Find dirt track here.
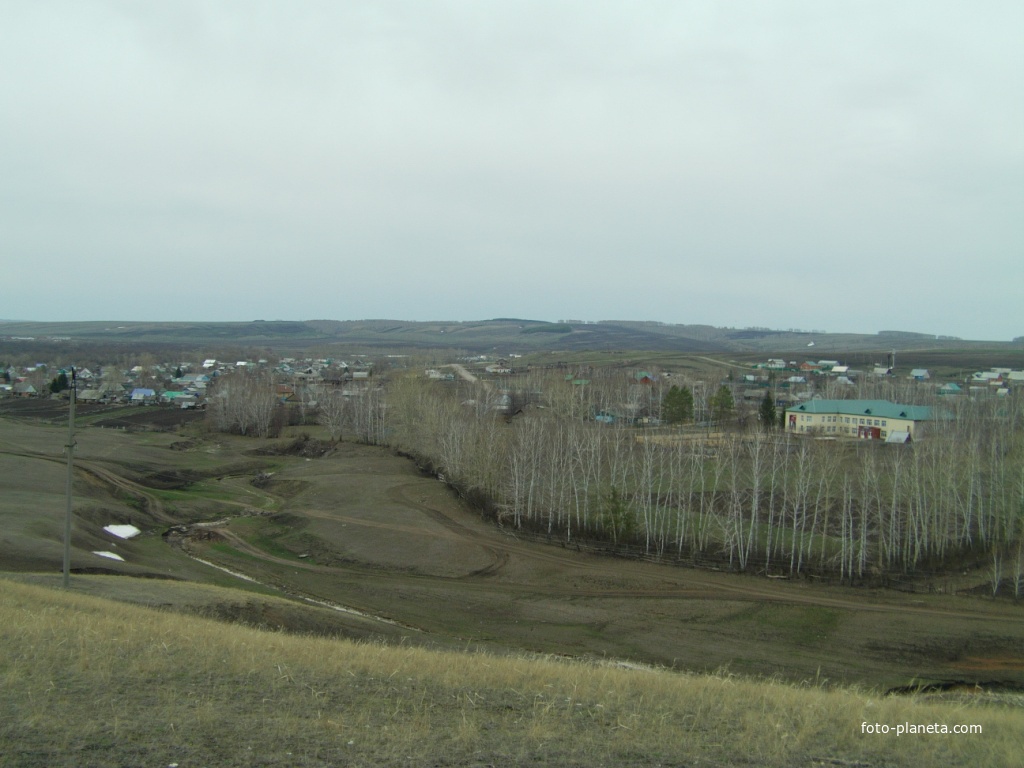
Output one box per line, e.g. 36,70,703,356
199,475,1023,624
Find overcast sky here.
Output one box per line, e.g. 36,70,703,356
2,2,1021,340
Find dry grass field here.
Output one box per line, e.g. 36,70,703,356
1,405,1022,765
3,578,1022,767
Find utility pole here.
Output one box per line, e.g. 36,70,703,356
62,368,76,588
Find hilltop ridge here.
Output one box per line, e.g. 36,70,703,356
1,318,1018,354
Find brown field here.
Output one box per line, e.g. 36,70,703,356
1,404,1021,695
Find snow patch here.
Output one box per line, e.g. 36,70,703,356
182,553,417,630
300,595,419,630
104,524,141,539
190,557,259,582
93,551,125,561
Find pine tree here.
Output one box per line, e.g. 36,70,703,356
662,385,694,424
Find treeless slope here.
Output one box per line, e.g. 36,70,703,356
3,577,1021,768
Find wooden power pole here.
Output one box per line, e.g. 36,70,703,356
62,368,76,588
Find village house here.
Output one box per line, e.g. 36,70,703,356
970,370,1001,384
130,387,157,405
785,399,935,441
77,388,103,403
160,390,197,406
174,372,206,383
319,368,351,386
13,382,37,397
969,368,1022,393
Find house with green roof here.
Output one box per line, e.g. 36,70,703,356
785,399,935,441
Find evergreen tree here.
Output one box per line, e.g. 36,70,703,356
708,385,735,424
662,385,694,424
758,390,777,429
48,371,69,394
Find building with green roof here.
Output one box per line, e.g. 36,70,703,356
785,399,935,440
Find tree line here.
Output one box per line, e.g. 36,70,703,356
212,367,1024,593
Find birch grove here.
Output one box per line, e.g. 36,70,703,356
370,371,1024,586
207,369,278,437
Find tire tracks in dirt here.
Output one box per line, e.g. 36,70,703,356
244,475,1023,624
385,480,1020,622
0,447,173,524
384,481,510,577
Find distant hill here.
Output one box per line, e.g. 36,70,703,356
0,318,1020,354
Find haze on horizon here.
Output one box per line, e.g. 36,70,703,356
2,2,1021,341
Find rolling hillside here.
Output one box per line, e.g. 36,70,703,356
2,318,1020,355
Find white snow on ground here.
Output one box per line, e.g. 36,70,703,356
104,524,141,539
185,554,416,629
92,551,125,561
190,556,259,583
300,595,418,630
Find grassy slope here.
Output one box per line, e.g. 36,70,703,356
3,577,1021,768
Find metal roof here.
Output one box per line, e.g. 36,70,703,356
786,399,933,421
